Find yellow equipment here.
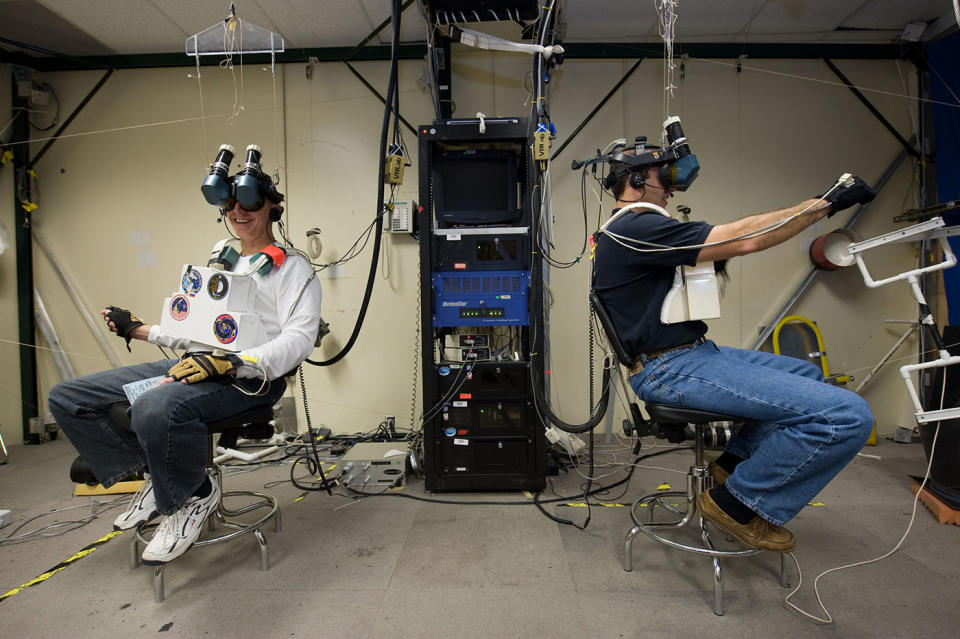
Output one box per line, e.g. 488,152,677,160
768,315,852,386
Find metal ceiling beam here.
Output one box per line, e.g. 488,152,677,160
0,44,429,72
561,42,912,60
0,42,916,73
0,36,105,69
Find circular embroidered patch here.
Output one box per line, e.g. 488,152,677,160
213,313,238,344
181,268,202,297
169,295,190,321
208,273,229,300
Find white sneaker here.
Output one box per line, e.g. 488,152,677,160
141,477,220,565
113,475,159,531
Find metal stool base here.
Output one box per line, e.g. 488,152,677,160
623,460,791,615
129,470,280,603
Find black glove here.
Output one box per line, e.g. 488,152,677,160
105,306,144,352
167,353,242,384
818,175,876,217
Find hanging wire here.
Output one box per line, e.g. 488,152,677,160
192,53,210,168
657,0,680,143
222,14,246,123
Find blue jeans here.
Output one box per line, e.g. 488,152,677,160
49,360,285,515
630,340,873,525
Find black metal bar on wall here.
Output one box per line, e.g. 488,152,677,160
341,1,418,135
751,140,913,351
552,58,644,161
27,68,114,170
343,61,417,135
823,57,920,158
10,76,39,444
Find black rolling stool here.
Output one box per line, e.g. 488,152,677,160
589,292,790,615
108,403,281,603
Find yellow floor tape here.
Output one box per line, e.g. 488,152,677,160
0,530,124,603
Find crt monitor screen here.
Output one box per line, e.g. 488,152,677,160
434,149,519,224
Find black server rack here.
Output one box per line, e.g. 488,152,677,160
418,117,546,491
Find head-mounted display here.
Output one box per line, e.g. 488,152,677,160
201,144,284,211
573,116,700,193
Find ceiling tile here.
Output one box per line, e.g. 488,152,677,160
11,0,947,59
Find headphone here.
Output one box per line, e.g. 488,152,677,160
601,142,667,193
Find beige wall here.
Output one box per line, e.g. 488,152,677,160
0,51,928,447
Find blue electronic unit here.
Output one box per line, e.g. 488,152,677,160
432,271,529,327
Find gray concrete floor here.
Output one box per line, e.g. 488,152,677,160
1,435,958,638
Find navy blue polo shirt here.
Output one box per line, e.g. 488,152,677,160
592,209,713,357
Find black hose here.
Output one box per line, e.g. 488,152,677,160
533,361,611,434
305,0,402,367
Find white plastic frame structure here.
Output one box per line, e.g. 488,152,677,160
185,12,284,71
847,216,960,423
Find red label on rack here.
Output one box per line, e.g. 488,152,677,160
454,263,467,269
459,393,472,399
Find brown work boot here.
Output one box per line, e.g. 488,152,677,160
697,489,795,552
708,460,729,486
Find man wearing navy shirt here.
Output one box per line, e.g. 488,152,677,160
592,148,876,551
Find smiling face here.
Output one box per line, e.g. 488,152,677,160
225,199,276,255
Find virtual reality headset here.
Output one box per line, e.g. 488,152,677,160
574,116,700,193
201,144,284,211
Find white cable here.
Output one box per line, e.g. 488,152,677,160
784,377,946,624
229,359,270,397
380,231,391,279
955,0,960,27
452,24,565,59
306,228,323,259
599,179,845,254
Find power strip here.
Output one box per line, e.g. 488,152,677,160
544,427,586,456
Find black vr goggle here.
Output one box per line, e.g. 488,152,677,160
201,144,284,212
574,116,700,193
